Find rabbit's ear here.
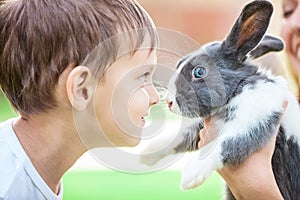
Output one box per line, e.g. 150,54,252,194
249,35,284,59
223,0,273,62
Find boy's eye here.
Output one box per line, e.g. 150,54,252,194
139,72,151,83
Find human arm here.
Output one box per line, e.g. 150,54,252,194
198,101,288,200
217,132,283,200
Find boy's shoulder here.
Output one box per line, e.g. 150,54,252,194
0,118,63,200
0,118,24,197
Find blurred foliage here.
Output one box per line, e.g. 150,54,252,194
63,170,222,200
0,94,17,121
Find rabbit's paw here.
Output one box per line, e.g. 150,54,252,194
180,152,215,190
180,164,210,190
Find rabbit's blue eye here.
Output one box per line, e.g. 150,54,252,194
193,66,207,79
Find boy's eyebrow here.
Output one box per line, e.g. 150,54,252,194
138,64,155,71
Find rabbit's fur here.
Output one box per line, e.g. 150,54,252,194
140,1,300,199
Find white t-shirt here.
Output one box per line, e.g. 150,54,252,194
0,118,63,200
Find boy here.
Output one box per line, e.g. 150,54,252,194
0,0,159,199
0,0,284,199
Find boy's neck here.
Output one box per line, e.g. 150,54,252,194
13,109,86,194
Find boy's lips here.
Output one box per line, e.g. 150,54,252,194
141,112,150,124
141,113,149,120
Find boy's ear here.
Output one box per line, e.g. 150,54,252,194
66,66,93,111
222,0,273,61
249,35,284,59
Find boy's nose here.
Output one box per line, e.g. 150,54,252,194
148,85,159,106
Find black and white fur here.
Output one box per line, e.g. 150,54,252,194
140,1,300,199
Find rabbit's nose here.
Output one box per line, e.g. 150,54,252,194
164,92,174,109
166,99,173,108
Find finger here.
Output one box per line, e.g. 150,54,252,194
198,117,211,148
272,99,288,140
280,99,288,119
198,128,207,148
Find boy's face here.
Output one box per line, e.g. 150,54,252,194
94,50,159,147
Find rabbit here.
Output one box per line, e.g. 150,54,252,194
140,1,300,199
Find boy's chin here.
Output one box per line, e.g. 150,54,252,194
125,128,143,147
126,138,141,147
115,137,141,147
111,126,143,147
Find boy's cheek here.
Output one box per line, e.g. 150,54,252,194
106,88,148,135
89,83,148,145
128,88,149,120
